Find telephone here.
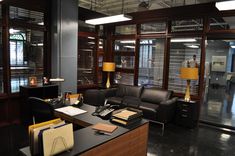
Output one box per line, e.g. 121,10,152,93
92,105,115,118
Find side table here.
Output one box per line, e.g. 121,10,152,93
175,98,199,128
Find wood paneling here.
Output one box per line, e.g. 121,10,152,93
81,123,149,156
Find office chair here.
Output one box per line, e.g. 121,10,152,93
28,97,55,124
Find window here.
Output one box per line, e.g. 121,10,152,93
0,5,3,93
171,19,203,32
138,38,165,87
168,37,201,95
141,22,166,34
77,35,96,85
114,39,135,85
210,16,235,30
10,28,44,93
0,27,3,93
115,25,136,35
9,6,44,26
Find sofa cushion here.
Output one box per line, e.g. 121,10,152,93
116,84,142,98
140,88,173,104
122,96,141,108
84,89,105,106
139,102,159,120
106,97,123,105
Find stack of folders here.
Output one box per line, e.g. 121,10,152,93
111,107,143,126
28,118,74,156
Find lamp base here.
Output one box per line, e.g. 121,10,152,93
106,72,111,89
184,80,191,102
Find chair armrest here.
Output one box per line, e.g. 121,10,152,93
157,97,178,123
103,88,117,98
159,97,178,106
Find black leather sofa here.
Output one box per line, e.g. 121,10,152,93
105,84,178,124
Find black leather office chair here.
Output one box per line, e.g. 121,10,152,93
28,97,55,124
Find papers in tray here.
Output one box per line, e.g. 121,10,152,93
55,106,87,116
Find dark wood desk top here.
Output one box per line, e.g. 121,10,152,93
20,119,148,156
20,103,149,156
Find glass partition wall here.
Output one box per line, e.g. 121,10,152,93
168,37,201,95
201,39,235,127
9,29,44,93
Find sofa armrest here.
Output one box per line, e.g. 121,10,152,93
159,97,178,106
103,88,118,98
157,97,178,123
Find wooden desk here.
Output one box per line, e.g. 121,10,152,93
20,104,149,156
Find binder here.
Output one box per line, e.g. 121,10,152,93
28,118,63,155
41,123,74,156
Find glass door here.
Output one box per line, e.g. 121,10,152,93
200,39,235,128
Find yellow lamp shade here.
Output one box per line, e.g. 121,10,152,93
103,62,115,72
180,67,198,80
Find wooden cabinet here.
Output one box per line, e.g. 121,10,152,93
175,99,199,128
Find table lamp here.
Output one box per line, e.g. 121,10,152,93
180,67,198,102
102,62,115,88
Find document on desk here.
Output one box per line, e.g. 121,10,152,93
55,106,87,116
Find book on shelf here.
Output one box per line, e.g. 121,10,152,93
111,107,143,121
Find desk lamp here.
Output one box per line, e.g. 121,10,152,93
102,62,115,88
180,67,198,102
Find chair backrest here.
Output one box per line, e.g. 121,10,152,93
28,97,55,124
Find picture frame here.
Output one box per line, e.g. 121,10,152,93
211,56,227,72
29,76,37,86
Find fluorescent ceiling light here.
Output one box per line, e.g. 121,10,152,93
85,14,132,25
124,46,135,49
231,45,235,48
88,36,95,39
38,22,44,25
171,38,197,42
9,28,20,34
120,40,136,44
215,1,235,11
186,45,199,48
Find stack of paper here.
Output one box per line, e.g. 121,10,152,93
55,106,87,116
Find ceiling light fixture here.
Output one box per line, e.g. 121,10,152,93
171,38,197,43
231,45,235,48
85,0,132,25
186,45,199,48
215,1,235,11
85,14,132,25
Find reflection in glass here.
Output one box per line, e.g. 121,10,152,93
115,56,135,69
10,6,44,26
114,40,135,52
141,22,166,34
77,36,96,85
114,72,134,85
115,25,136,35
168,37,201,95
210,16,235,30
138,39,165,87
10,28,44,93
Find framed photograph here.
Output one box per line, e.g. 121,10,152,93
211,56,227,72
29,76,37,86
43,77,50,85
